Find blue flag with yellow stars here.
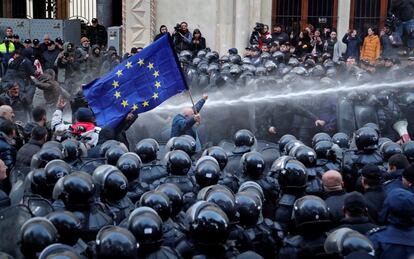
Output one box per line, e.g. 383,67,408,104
83,34,188,128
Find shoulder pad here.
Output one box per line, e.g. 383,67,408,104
284,235,303,247
278,194,296,207
367,226,386,236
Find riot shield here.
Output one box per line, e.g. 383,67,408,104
354,104,379,129
9,179,25,205
0,205,32,259
24,196,54,217
337,98,356,136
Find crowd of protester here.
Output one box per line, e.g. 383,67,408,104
0,1,414,257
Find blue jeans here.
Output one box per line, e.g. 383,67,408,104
396,19,414,49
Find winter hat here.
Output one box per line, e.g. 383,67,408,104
76,108,94,123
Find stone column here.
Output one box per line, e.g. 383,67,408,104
96,0,113,27
337,0,351,50
124,0,151,51
234,0,251,51
261,0,272,27
216,0,235,55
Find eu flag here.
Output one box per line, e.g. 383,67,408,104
83,34,188,128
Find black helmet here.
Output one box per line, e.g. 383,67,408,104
139,191,171,221
403,141,414,163
116,152,142,182
241,151,265,178
187,201,230,245
324,228,375,257
195,156,221,188
271,156,308,191
198,185,236,221
46,211,81,246
99,140,128,157
238,181,265,202
312,133,332,148
62,139,86,162
39,243,81,259
127,207,163,247
30,168,49,197
332,132,350,149
378,137,392,148
92,165,128,201
155,183,183,216
165,150,192,175
355,127,379,151
314,140,334,159
61,171,95,206
233,129,256,153
168,136,196,156
284,139,304,155
380,141,403,160
96,226,138,259
32,147,64,169
294,146,317,167
106,145,128,165
363,122,380,135
20,217,58,258
235,191,262,226
44,159,71,186
229,54,242,64
202,146,228,170
134,138,159,163
43,141,63,151
293,195,330,229
279,134,297,152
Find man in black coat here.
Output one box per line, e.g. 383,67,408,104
86,18,108,48
15,126,47,168
361,164,386,224
0,159,10,209
384,153,411,195
322,170,347,225
334,191,378,235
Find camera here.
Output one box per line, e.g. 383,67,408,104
174,23,181,32
254,22,264,33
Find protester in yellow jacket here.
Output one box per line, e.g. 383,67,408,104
360,27,381,64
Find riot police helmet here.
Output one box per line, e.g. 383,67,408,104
284,139,304,155
314,140,334,159
324,227,375,257
195,156,221,187
42,141,63,151
294,146,317,167
235,191,262,226
20,217,58,258
30,168,49,197
403,141,414,163
105,146,128,165
202,146,228,170
139,190,171,221
32,147,64,169
363,122,380,135
44,159,71,186
99,140,128,158
165,150,192,176
127,207,163,247
187,201,230,245
62,139,86,162
279,134,297,152
168,135,196,156
61,171,95,206
116,152,142,182
233,129,256,153
355,127,379,151
96,226,138,259
46,211,81,246
378,137,392,148
270,156,308,191
229,54,242,64
134,138,159,163
39,243,81,259
312,132,332,148
155,183,183,216
238,181,265,202
380,141,403,161
332,132,350,149
199,185,236,221
92,165,128,201
241,151,265,178
292,195,330,229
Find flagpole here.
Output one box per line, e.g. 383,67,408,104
187,89,198,114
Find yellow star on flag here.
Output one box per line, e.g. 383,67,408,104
147,63,154,70
121,100,129,108
116,70,123,77
112,80,119,88
142,101,149,107
125,61,133,69
155,81,161,88
114,91,121,99
152,92,159,100
132,104,139,111
153,70,159,78
138,59,144,66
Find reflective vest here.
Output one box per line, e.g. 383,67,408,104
0,42,15,54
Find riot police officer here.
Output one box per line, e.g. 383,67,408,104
135,138,168,185
225,129,256,178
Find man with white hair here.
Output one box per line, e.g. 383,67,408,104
170,94,208,148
